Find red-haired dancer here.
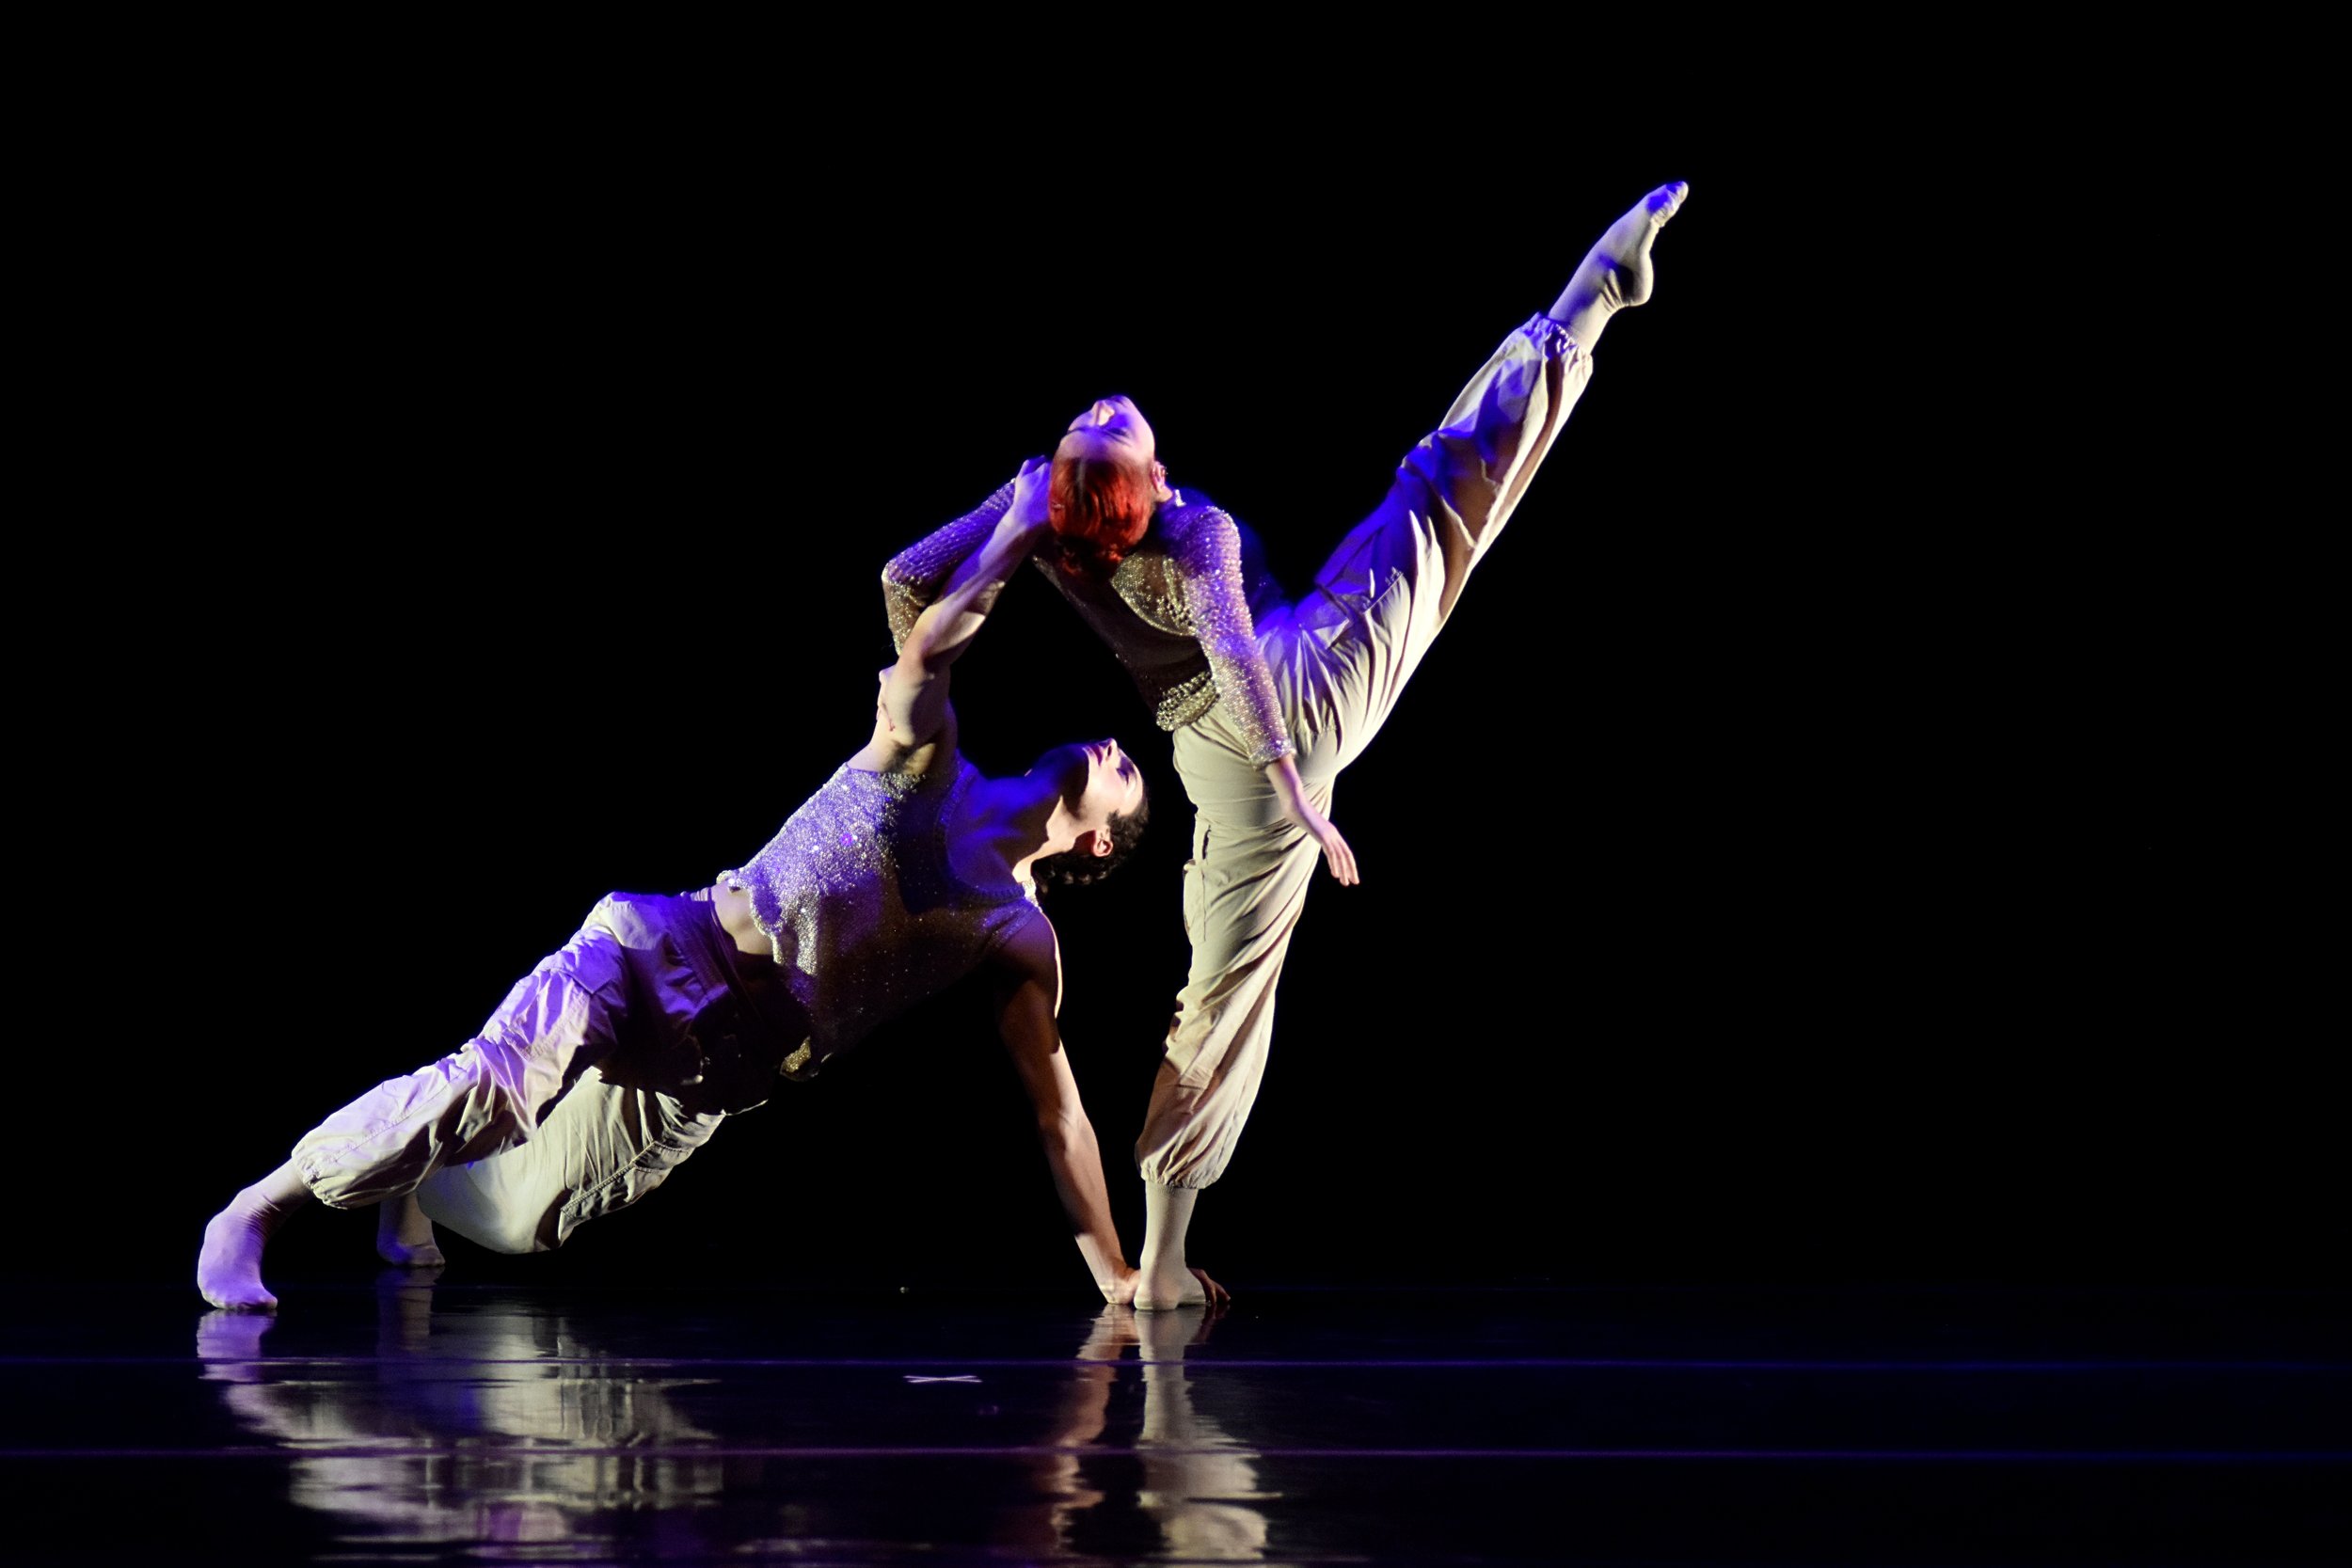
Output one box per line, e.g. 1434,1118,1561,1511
884,184,1688,1307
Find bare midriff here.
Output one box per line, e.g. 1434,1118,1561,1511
709,882,775,961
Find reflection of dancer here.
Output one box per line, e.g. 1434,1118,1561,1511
198,1288,727,1549
1055,1307,1269,1560
885,184,1689,1305
199,461,1224,1311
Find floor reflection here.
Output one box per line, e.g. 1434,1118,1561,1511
193,1280,1274,1562
198,1279,727,1553
1051,1307,1272,1560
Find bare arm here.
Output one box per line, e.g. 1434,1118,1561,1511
993,914,1136,1306
853,459,1054,773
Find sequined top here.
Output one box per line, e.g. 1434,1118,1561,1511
882,487,1295,768
716,757,1036,1080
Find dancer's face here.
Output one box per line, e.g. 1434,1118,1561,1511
1039,736,1146,851
1055,395,1159,473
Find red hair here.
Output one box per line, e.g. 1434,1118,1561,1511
1048,452,1157,577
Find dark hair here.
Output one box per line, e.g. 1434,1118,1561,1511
1029,787,1150,891
1048,450,1157,577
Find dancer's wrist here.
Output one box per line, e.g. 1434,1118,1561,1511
1078,1237,1135,1301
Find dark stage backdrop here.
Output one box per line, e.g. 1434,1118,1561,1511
36,84,2332,1297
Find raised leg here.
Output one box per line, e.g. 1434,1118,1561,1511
1548,181,1689,349
1276,183,1687,777
1134,185,1690,1292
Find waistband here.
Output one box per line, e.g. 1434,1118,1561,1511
626,890,810,1111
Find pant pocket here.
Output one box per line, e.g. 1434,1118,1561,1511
1181,820,1211,941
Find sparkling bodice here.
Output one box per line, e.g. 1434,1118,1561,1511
883,486,1295,767
718,758,1034,1078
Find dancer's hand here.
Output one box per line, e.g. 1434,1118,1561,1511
1006,454,1056,534
1300,805,1358,886
1102,1262,1141,1307
1189,1267,1232,1308
1267,754,1359,885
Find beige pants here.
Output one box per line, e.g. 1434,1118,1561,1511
1138,317,1593,1188
291,891,780,1252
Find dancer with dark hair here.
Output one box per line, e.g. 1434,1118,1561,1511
883,183,1689,1307
198,458,1217,1312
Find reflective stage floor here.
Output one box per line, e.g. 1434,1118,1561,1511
2,1280,2344,1565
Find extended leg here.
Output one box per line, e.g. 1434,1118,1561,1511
194,909,630,1309
1549,181,1688,350
196,1039,535,1310
1277,182,1688,772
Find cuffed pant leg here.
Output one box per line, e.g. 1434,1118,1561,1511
1380,314,1593,624
289,911,630,1211
1135,801,1324,1191
415,1066,725,1254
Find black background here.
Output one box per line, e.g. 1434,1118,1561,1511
25,49,2331,1299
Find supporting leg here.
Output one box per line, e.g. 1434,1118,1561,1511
1136,1180,1209,1310
197,1161,311,1311
373,1193,446,1268
1134,798,1319,1294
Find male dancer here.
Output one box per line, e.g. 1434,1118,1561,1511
198,458,1221,1311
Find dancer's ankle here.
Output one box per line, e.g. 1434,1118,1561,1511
1548,181,1689,348
197,1164,310,1312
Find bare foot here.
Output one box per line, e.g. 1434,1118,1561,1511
1550,180,1690,346
197,1164,309,1312
374,1194,446,1269
198,1205,280,1312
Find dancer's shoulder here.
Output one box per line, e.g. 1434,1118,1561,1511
1153,487,1245,558
1157,483,1231,526
991,904,1061,990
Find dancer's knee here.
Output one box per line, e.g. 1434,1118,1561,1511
290,1049,526,1211
414,1166,557,1255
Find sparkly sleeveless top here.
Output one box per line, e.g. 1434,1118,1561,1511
717,757,1036,1079
883,486,1295,768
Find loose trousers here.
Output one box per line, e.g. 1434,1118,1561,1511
1137,317,1593,1188
291,891,785,1253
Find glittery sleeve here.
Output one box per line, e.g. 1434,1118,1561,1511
881,483,1015,653
1166,500,1294,767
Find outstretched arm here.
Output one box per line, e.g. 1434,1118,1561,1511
853,459,1053,771
882,484,1016,652
993,916,1138,1306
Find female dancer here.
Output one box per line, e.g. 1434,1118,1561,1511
883,183,1689,1307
